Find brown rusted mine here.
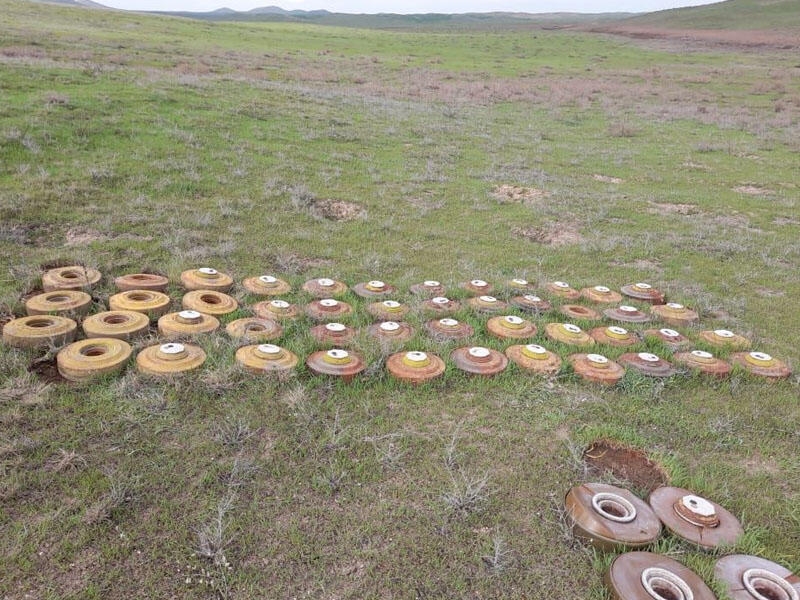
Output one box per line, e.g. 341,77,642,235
136,342,206,376
731,351,791,380
644,328,691,350
182,290,238,316
648,486,743,550
510,294,552,314
305,298,354,322
425,318,474,342
42,265,101,292
560,304,602,322
468,295,508,314
674,350,731,378
564,483,662,551
180,267,233,292
110,289,171,319
421,296,461,315
620,282,666,305
352,280,396,298
242,275,291,296
570,353,625,385
698,329,751,350
306,348,365,382
235,343,298,375
604,305,651,324
450,346,508,376
310,322,356,346
546,280,581,300
225,317,282,343
486,315,537,340
410,280,446,297
2,315,77,350
652,303,700,327
460,278,493,295
158,310,220,338
590,326,639,348
367,300,409,321
715,555,800,600
605,551,718,600
506,278,534,292
386,351,446,384
301,277,348,298
83,310,150,341
367,321,414,344
252,299,301,321
114,273,169,293
581,285,623,304
25,290,93,316
505,344,562,375
618,352,677,378
545,322,595,347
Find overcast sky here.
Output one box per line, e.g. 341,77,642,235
100,0,722,15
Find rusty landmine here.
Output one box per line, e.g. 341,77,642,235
583,439,668,494
715,555,800,600
306,349,365,383
225,317,282,343
581,285,623,304
730,351,791,380
560,304,602,322
410,280,445,297
652,303,700,328
545,323,595,347
486,315,537,340
510,294,552,314
305,298,354,322
450,346,508,376
467,295,508,314
252,299,302,321
425,318,474,342
352,280,396,298
606,552,717,600
460,279,493,296
180,267,233,292
367,300,409,321
41,265,102,292
114,272,169,293
618,352,677,378
673,350,731,378
698,329,751,350
310,322,356,347
546,280,581,300
590,326,639,348
421,296,460,315
604,305,651,324
367,321,414,344
301,277,348,298
506,278,534,292
644,328,691,350
570,353,625,386
505,344,562,375
242,275,291,296
386,351,446,384
620,282,666,305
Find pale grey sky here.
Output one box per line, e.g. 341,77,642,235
100,0,722,15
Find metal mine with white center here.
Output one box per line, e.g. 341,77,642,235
425,318,474,341
581,285,623,304
2,315,77,349
620,282,666,305
353,280,396,298
673,350,732,378
41,266,102,292
242,274,291,296
460,279,493,295
560,304,602,321
25,290,93,316
730,351,792,380
367,299,410,320
468,295,509,314
505,344,562,375
605,305,651,324
410,280,446,296
590,326,639,347
310,322,356,346
180,267,234,292
110,290,172,319
386,350,446,384
158,310,220,338
114,272,169,293
605,552,717,600
715,555,800,600
545,323,595,347
486,315,537,340
507,278,533,291
421,296,461,314
301,277,348,298
225,317,282,342
83,310,150,341
450,346,508,376
652,302,700,327
546,280,581,300
252,299,301,320
569,353,626,385
136,342,207,376
648,486,743,549
511,294,552,313
368,320,415,343
305,298,354,321
644,328,691,350
235,343,299,374
564,483,662,551
56,338,132,382
182,290,238,316
306,348,366,382
698,329,751,350
619,352,677,378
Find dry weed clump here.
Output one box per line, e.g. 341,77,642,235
309,198,366,222
490,184,548,204
511,223,583,247
647,201,701,216
733,184,773,196
592,174,623,184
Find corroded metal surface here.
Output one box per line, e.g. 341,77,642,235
505,344,561,375
467,295,508,314
386,351,446,384
110,290,172,319
181,290,238,316
306,349,365,382
301,277,348,298
410,280,446,297
559,304,602,321
569,353,625,385
731,351,791,380
242,275,291,296
618,352,677,377
57,338,132,382
581,285,623,304
506,278,534,292
486,315,537,340
652,302,700,327
26,290,92,316
620,282,665,305
367,300,410,320
545,323,595,347
460,279,493,295
605,552,717,600
2,315,77,349
305,298,354,322
673,350,731,378
310,322,356,346
42,265,101,292
158,310,220,338
450,346,508,376
180,267,233,292
425,318,474,342
225,317,282,342
604,305,651,324
83,310,150,341
715,555,800,600
352,280,396,298
546,280,581,300
698,329,751,350
367,321,414,343
644,328,691,350
421,296,461,315
136,342,206,376
510,294,552,314
590,326,638,347
114,273,169,293
252,299,302,321
235,343,299,374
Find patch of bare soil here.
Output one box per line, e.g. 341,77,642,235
272,252,333,274
65,227,108,247
648,201,701,216
773,216,799,226
755,287,785,298
29,358,69,385
491,184,548,204
512,223,583,247
583,439,668,494
592,174,623,184
406,194,445,214
609,258,664,274
309,199,366,222
733,185,773,196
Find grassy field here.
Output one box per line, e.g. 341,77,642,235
1,1,799,598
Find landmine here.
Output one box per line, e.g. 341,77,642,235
590,326,638,348
306,348,365,382
468,295,508,314
253,299,301,320
505,344,562,375
546,280,580,300
367,300,409,320
421,296,460,315
235,343,298,374
605,305,651,324
225,317,282,342
560,304,602,321
450,346,508,376
715,555,800,600
486,315,537,340
83,310,150,341
57,338,132,382
158,310,220,338
506,278,534,292
367,321,414,343
301,277,348,298
425,318,474,341
460,279,493,295
242,275,291,296
410,280,445,297
352,280,396,298
605,552,717,600
510,294,552,314
564,483,662,551
136,342,206,376
698,329,751,350
2,315,77,349
180,267,233,292
620,282,665,305
182,290,238,316
110,290,171,319
731,351,791,380
386,351,446,384
42,265,101,292
305,298,354,322
26,290,92,316
644,328,691,350
581,285,623,304
618,352,677,378
545,323,595,347
569,353,625,385
114,272,169,293
648,486,743,549
310,322,356,346
652,303,700,327
673,350,731,378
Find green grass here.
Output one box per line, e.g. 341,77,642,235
622,0,800,30
1,1,799,598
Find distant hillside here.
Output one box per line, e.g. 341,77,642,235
34,0,108,7
619,0,800,30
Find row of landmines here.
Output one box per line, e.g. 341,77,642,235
1,265,792,382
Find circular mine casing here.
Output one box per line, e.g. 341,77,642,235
235,343,299,374
560,304,602,322
644,328,691,350
652,303,700,327
367,321,415,344
2,315,77,349
590,326,639,348
620,283,666,305
367,300,409,321
158,310,220,338
460,279,493,295
564,482,662,551
180,267,234,292
109,290,171,319
114,273,169,293
605,551,718,600
57,338,132,382
41,266,101,292
618,352,677,378
136,342,206,376
301,277,348,298
181,290,238,316
310,322,357,346
252,299,301,321
605,305,651,324
545,323,595,347
305,298,354,322
82,310,150,341
505,344,562,375
410,280,446,297
486,315,537,340
386,350,446,384
242,275,291,296
506,278,534,292
511,294,552,314
648,486,743,549
450,346,508,376
570,353,625,385
306,348,366,382
468,295,509,314
730,351,791,380
698,329,751,350
673,350,731,378
421,296,461,315
25,290,93,316
715,555,800,600
225,317,282,343
352,280,396,298
425,318,474,342
546,281,581,300
581,285,624,304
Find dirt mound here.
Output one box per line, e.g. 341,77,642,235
310,199,366,222
491,185,548,204
648,202,700,216
512,223,582,246
733,185,773,196
65,228,109,247
583,439,668,493
593,174,623,184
